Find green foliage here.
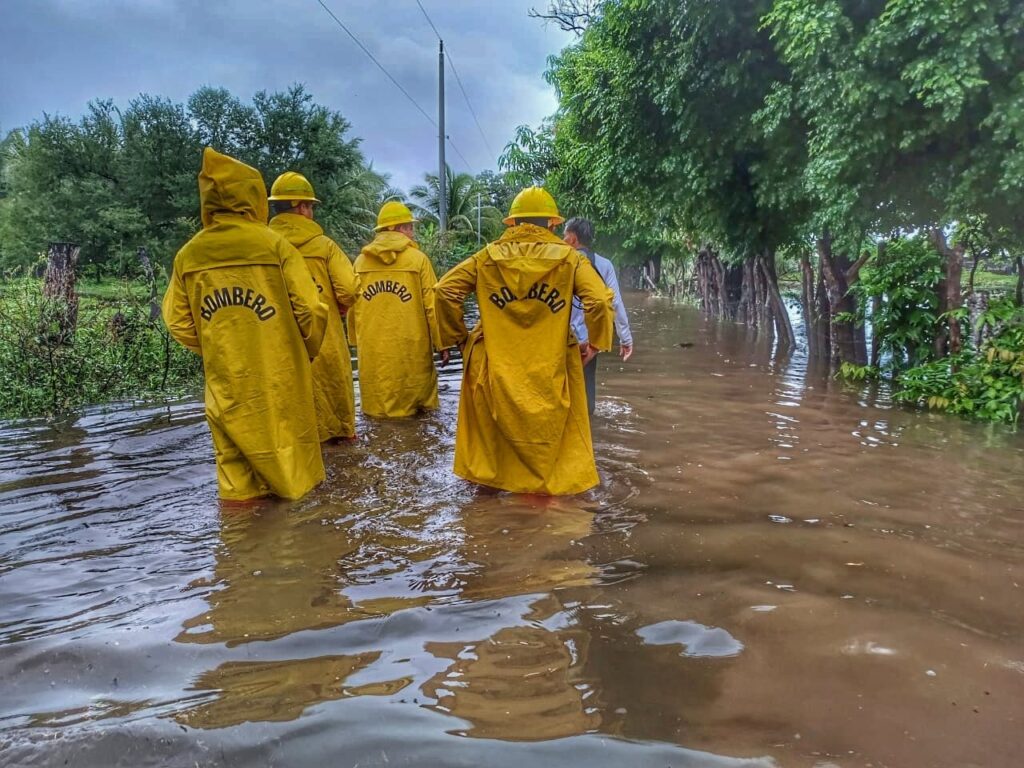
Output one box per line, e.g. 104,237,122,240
520,0,1024,425
409,164,503,242
762,0,1024,242
854,237,944,369
0,85,388,275
895,299,1024,424
416,223,480,277
0,278,202,419
838,362,879,382
538,0,811,261
474,170,518,224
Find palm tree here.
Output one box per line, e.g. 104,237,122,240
409,164,502,240
320,162,399,250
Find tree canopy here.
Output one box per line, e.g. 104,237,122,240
513,0,1024,256
0,85,388,275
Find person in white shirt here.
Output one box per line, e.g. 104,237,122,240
564,217,634,416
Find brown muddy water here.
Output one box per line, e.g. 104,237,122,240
2,296,1023,768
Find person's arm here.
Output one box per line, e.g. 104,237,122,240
433,255,479,349
346,304,358,348
280,240,329,359
161,261,201,355
600,259,634,360
418,253,445,352
569,299,589,344
326,239,358,313
571,298,595,365
574,257,614,352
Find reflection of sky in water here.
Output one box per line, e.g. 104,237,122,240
637,620,744,658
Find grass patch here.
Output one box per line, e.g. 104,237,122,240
0,278,202,420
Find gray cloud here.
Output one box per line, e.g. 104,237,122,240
1,0,573,191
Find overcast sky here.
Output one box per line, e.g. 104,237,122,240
0,0,574,191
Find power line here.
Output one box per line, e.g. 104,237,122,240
315,0,436,128
447,54,495,159
315,0,473,172
415,0,442,40
414,0,495,161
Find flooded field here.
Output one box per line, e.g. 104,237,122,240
2,295,1023,768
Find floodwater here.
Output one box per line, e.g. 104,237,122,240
2,295,1023,768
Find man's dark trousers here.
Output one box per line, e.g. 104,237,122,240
584,354,598,416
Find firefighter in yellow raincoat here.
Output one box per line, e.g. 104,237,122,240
349,201,443,418
433,188,614,495
269,172,359,442
162,148,329,501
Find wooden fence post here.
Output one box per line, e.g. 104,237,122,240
136,246,161,321
42,242,80,343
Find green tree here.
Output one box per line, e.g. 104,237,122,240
0,85,387,273
518,0,806,343
409,164,501,242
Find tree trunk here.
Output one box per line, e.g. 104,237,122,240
697,249,708,312
760,249,795,348
1016,256,1024,308
854,312,868,364
136,246,160,321
647,252,662,285
968,290,990,349
740,257,755,327
817,233,860,368
799,252,814,348
815,265,831,357
967,251,983,295
723,259,744,320
42,242,80,344
929,228,965,357
869,295,882,368
751,254,764,329
697,247,715,315
713,252,728,318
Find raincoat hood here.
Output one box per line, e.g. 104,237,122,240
361,231,414,266
198,147,268,228
269,212,324,249
487,224,574,296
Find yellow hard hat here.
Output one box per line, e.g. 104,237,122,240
268,171,320,203
503,186,564,226
375,200,417,231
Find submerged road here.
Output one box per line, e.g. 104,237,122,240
1,296,1023,767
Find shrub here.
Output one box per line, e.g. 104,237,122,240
0,278,202,419
894,299,1024,424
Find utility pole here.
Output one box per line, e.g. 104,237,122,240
438,39,447,235
477,191,481,246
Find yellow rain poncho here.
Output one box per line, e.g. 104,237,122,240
270,212,358,441
349,231,440,417
433,224,614,495
162,148,329,500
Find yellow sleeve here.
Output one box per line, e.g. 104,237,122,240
574,256,614,351
346,261,361,348
280,239,329,359
161,260,201,355
432,255,478,348
419,253,442,349
326,239,358,309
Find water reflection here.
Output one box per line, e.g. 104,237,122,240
423,623,598,740
176,653,411,729
421,496,600,740
455,496,598,601
176,507,366,646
